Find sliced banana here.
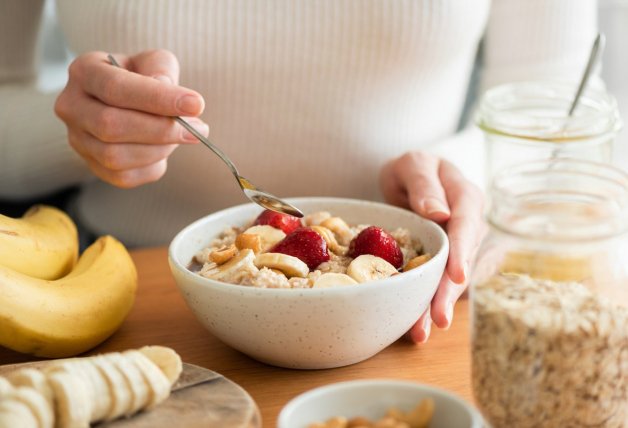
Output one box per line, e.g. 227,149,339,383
312,273,358,288
138,346,183,387
242,225,286,251
107,353,149,415
91,356,131,420
304,211,332,226
403,254,431,272
320,217,354,246
0,399,38,428
7,386,54,428
6,368,53,404
347,254,398,283
205,248,256,281
0,376,13,397
309,226,347,255
122,351,171,409
254,253,309,278
47,370,91,428
72,360,111,423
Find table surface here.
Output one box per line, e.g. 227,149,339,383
0,247,473,427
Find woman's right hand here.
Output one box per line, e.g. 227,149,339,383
55,50,208,188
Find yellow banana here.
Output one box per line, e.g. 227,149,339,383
0,235,137,358
0,205,78,280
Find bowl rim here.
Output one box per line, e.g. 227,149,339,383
277,378,484,426
168,197,449,295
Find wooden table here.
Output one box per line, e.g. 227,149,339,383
0,247,473,427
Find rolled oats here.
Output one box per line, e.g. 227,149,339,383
472,274,628,427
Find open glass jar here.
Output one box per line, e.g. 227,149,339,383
470,159,628,427
476,81,622,183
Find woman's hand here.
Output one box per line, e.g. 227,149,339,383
55,50,208,188
380,151,485,343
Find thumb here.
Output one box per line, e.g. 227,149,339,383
130,49,181,85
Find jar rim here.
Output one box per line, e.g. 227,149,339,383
476,80,622,141
489,159,628,242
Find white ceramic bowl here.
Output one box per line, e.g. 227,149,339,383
168,197,448,369
278,380,485,428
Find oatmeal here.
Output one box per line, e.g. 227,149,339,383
472,274,628,428
191,210,428,289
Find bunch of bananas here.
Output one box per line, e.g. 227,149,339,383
0,206,137,358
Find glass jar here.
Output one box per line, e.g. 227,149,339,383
476,81,622,183
470,159,628,428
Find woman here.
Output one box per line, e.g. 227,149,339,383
0,0,597,342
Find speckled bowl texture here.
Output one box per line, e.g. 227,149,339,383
169,197,448,369
278,380,485,428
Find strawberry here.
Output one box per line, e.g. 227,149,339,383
253,209,302,234
271,228,330,270
348,226,403,269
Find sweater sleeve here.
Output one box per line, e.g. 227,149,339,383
0,0,91,201
426,0,599,189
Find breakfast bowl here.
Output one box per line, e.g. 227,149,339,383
168,197,448,369
278,379,485,428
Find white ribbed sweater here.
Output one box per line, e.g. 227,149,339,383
0,0,597,246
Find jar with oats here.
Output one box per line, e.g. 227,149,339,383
476,80,622,184
470,159,628,428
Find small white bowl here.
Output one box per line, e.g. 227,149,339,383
169,197,448,369
278,380,485,428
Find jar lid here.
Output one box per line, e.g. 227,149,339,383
476,80,622,142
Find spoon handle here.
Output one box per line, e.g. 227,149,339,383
567,33,606,117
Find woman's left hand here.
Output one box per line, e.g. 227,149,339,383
379,151,485,343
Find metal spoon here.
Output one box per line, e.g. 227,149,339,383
566,33,606,118
107,54,304,218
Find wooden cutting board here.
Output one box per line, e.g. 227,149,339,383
0,361,261,428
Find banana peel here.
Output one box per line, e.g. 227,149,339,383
0,235,137,358
0,205,78,280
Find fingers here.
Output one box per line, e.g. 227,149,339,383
380,152,450,223
407,308,432,344
71,51,204,117
129,49,180,85
429,272,466,329
439,160,485,284
86,157,169,189
59,90,209,145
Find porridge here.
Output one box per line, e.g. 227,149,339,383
472,274,628,427
190,209,429,289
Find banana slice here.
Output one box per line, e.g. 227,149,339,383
312,273,358,288
6,368,53,404
7,386,54,428
347,254,398,283
204,248,256,281
304,211,332,226
320,217,354,245
122,351,171,409
0,399,38,428
138,346,183,387
254,253,309,278
47,371,91,428
91,356,131,420
242,225,286,251
0,376,13,397
309,226,347,255
107,353,149,415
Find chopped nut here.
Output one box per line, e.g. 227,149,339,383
402,254,431,272
235,233,263,254
209,244,237,264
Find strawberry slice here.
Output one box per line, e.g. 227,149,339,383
271,228,330,270
348,226,403,269
253,209,302,234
